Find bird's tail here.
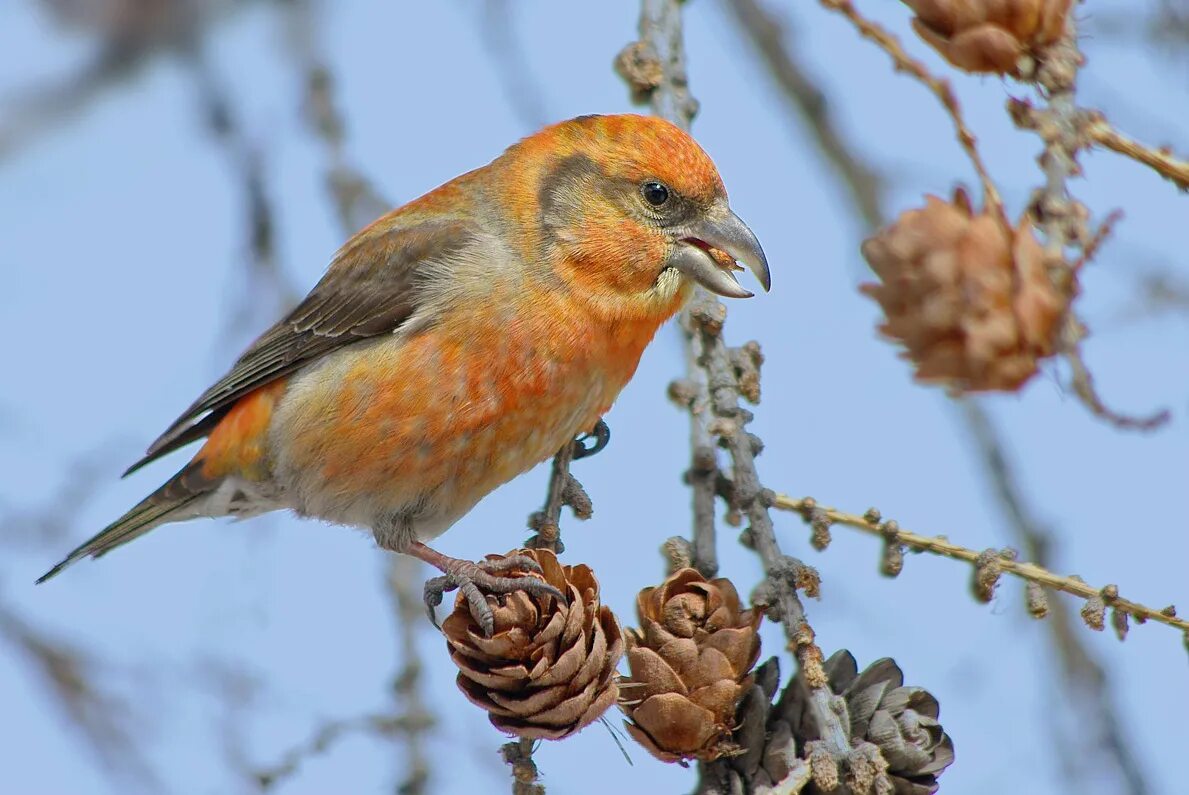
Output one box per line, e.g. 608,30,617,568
36,464,211,584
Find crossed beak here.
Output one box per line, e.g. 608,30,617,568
667,201,771,299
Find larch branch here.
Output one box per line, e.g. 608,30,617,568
772,494,1189,640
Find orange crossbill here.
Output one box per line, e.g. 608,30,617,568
39,114,770,631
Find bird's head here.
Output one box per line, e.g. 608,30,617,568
499,114,770,319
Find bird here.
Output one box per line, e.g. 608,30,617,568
37,113,770,633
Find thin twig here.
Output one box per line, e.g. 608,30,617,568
771,494,1189,639
623,0,719,578
1084,114,1189,191
817,0,1004,220
1059,321,1171,432
524,436,595,555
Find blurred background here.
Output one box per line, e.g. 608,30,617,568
1,1,1186,793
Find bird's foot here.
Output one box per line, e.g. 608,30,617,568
572,418,610,460
414,545,566,636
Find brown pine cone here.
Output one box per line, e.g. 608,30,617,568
620,568,762,763
902,0,1074,74
860,189,1066,393
442,549,623,740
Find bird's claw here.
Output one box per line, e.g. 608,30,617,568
423,555,567,636
572,419,610,460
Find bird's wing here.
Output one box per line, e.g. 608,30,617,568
125,216,479,475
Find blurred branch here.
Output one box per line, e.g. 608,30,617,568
1,443,117,549
0,437,151,783
723,0,884,229
249,555,435,795
282,0,389,233
0,0,259,162
1119,269,1189,322
0,605,156,786
185,48,300,337
959,401,1151,795
476,0,550,130
247,558,435,793
0,46,145,162
386,555,434,795
501,739,544,795
254,712,406,790
1089,1,1189,53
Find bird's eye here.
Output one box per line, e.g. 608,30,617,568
641,181,670,207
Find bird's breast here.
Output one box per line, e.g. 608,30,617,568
267,289,668,529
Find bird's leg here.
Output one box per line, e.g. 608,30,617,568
409,542,566,637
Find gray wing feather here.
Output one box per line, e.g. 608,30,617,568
124,217,475,475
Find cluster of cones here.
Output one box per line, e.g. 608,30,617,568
440,552,953,792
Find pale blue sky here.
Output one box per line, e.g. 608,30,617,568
2,2,1186,794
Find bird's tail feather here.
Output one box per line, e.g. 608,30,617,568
36,468,208,584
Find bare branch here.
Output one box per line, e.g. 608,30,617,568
620,0,719,578
1010,19,1173,430
817,0,1004,220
